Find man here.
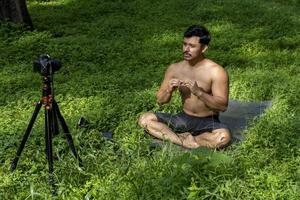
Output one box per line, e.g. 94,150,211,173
138,25,231,149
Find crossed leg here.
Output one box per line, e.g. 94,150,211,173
138,112,231,149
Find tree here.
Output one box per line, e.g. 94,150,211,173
0,0,33,30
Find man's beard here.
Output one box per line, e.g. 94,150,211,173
183,52,192,60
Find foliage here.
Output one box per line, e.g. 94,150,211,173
0,0,299,199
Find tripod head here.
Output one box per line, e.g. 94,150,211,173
33,54,61,108
33,54,61,76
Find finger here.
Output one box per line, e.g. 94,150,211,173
187,80,192,85
183,80,192,85
176,80,182,86
173,80,179,84
184,82,191,88
171,81,179,87
172,79,179,83
170,80,177,84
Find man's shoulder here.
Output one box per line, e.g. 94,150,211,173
168,61,184,69
203,59,221,68
203,59,228,80
204,59,226,72
166,61,184,73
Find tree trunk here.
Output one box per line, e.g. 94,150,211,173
0,0,33,30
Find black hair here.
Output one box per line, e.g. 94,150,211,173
184,25,211,45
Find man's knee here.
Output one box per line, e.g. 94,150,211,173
138,112,158,128
214,129,231,148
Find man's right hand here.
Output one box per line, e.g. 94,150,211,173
168,79,182,92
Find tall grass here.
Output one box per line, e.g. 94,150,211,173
0,0,299,199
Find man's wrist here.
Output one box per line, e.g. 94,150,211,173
166,88,172,94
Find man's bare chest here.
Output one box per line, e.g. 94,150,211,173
174,69,212,93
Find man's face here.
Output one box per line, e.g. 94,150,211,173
182,36,205,61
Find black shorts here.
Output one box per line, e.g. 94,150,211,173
155,111,228,135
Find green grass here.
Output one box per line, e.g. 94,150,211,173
0,0,299,199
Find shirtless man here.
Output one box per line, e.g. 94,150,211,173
138,25,231,149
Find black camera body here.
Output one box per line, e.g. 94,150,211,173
33,54,61,76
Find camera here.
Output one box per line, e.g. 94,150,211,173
33,54,61,76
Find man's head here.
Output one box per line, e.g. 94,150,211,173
184,25,211,45
183,25,210,61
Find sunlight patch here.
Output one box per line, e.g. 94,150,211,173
147,32,181,46
56,95,107,117
0,95,107,135
28,0,72,8
238,41,266,58
12,31,51,47
209,21,235,35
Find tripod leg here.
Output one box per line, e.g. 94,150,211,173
51,104,60,137
45,107,55,186
10,101,42,172
52,101,83,166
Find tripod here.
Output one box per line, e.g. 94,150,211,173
10,74,83,186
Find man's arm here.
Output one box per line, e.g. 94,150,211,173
156,65,179,105
185,66,229,112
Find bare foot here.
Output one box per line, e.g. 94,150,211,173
179,133,199,149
